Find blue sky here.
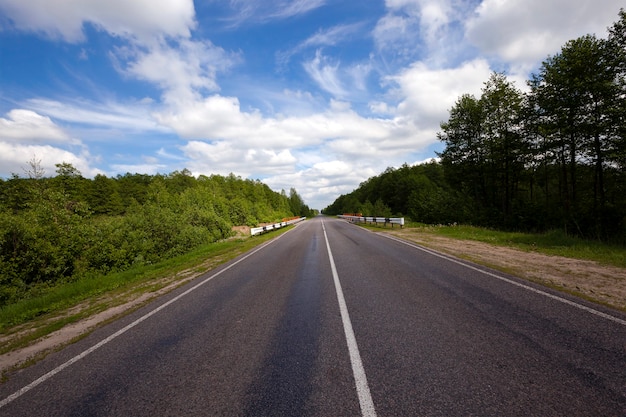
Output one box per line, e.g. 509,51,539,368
0,0,622,209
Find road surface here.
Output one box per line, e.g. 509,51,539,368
1,216,625,416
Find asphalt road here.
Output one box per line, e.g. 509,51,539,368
1,216,625,416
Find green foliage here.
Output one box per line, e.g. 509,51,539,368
0,230,287,333
323,162,458,221
288,187,315,218
325,11,626,244
0,166,304,307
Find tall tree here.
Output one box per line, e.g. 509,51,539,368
607,9,626,170
480,72,526,222
437,94,486,206
87,174,124,215
53,162,85,201
531,34,621,237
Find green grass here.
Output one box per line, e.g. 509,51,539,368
406,223,626,268
0,228,289,337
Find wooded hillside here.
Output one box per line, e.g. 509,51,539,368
0,162,312,305
324,10,626,243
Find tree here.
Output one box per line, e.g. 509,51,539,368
53,162,84,201
87,174,124,215
530,34,622,237
55,162,81,178
0,174,31,213
0,165,303,306
438,74,526,226
166,169,196,194
479,72,526,223
24,156,45,180
327,11,626,241
438,94,486,206
116,173,152,206
289,188,311,217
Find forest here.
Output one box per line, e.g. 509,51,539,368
0,162,313,306
324,10,626,244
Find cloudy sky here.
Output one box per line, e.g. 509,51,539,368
0,0,622,209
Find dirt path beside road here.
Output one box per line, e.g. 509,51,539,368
383,228,626,312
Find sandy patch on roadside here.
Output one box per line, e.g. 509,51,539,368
231,225,250,237
383,228,626,311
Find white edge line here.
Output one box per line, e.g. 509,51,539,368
379,233,626,327
322,220,377,417
0,231,292,409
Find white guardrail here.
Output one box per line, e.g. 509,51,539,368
338,215,405,228
250,217,307,236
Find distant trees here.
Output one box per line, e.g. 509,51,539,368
0,167,309,305
323,162,461,224
325,10,626,243
288,187,315,218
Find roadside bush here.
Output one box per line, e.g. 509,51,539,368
0,170,300,307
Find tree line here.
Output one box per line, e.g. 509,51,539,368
325,10,626,243
0,160,313,305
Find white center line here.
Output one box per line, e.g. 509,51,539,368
322,220,377,417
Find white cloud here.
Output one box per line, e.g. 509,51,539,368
181,141,297,178
299,49,373,101
369,101,395,115
270,0,327,19
373,12,418,59
0,109,75,144
264,160,378,209
0,142,101,178
156,95,267,142
148,83,443,208
24,99,166,132
373,0,468,65
373,0,621,74
158,93,423,152
346,62,373,91
390,59,492,127
0,109,103,178
465,0,622,72
311,160,353,177
0,0,240,120
157,90,440,208
116,38,239,106
302,23,365,49
303,50,348,98
277,22,366,68
223,0,326,26
0,0,196,43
